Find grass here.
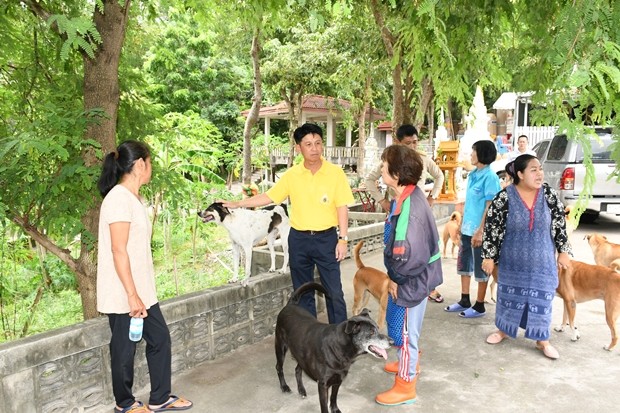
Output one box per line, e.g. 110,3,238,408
0,221,236,343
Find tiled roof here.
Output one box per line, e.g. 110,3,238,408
241,94,385,120
377,121,393,130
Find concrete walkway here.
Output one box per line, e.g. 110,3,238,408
117,225,620,413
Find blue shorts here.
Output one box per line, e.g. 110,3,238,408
457,234,488,282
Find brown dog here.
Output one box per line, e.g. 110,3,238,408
442,211,462,258
586,234,620,267
554,260,620,351
351,241,389,329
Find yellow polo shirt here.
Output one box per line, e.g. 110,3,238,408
267,158,354,231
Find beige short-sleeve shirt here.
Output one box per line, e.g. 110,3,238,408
96,185,157,314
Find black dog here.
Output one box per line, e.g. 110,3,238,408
275,282,391,413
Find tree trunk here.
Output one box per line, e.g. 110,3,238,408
415,76,434,131
370,0,404,131
447,99,456,140
282,89,303,168
427,100,435,153
357,111,367,176
403,71,413,125
242,29,262,185
25,0,132,319
357,75,373,176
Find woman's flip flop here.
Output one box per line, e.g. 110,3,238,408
428,292,444,303
150,395,193,412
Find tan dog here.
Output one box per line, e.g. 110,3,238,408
554,260,620,351
586,234,620,267
442,211,462,258
351,241,389,329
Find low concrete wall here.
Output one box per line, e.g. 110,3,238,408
0,272,297,413
0,207,456,413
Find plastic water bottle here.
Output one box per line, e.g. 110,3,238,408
129,317,143,342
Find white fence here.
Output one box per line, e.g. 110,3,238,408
269,129,558,167
513,126,558,147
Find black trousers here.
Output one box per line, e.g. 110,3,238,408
107,303,172,408
288,227,348,323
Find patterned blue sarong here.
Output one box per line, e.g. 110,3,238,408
495,185,558,341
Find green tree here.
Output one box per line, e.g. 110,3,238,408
0,0,139,320
188,0,291,185
262,24,346,164
143,8,251,144
324,7,391,175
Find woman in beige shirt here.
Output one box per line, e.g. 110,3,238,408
97,140,192,413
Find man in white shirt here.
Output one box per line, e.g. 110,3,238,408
507,134,536,161
365,124,444,212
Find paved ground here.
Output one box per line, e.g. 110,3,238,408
113,216,620,413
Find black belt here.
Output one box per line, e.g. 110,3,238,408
294,227,336,235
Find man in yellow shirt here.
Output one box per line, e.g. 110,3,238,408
224,123,354,323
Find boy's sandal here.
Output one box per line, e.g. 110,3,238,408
459,308,486,318
114,401,149,413
444,302,469,312
150,395,193,411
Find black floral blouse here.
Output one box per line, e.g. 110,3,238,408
481,183,572,262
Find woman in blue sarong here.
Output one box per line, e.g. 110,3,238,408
481,154,572,359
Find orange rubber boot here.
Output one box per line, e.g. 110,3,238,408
383,360,399,374
375,375,417,406
384,351,421,375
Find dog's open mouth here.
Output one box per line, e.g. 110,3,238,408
367,345,388,359
199,214,215,223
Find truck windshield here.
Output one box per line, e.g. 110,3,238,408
576,133,614,163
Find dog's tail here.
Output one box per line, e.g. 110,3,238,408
289,282,329,305
450,211,460,221
611,258,620,272
354,241,365,269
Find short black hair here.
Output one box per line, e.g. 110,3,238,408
293,123,323,144
395,124,418,141
472,140,497,165
381,145,423,186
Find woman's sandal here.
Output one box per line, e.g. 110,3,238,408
486,331,507,345
114,401,150,413
149,395,193,411
428,291,444,303
535,342,559,360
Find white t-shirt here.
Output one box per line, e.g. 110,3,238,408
96,185,157,314
507,149,536,162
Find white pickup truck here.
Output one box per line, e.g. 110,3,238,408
542,128,620,222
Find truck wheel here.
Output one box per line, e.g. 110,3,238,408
579,211,600,224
